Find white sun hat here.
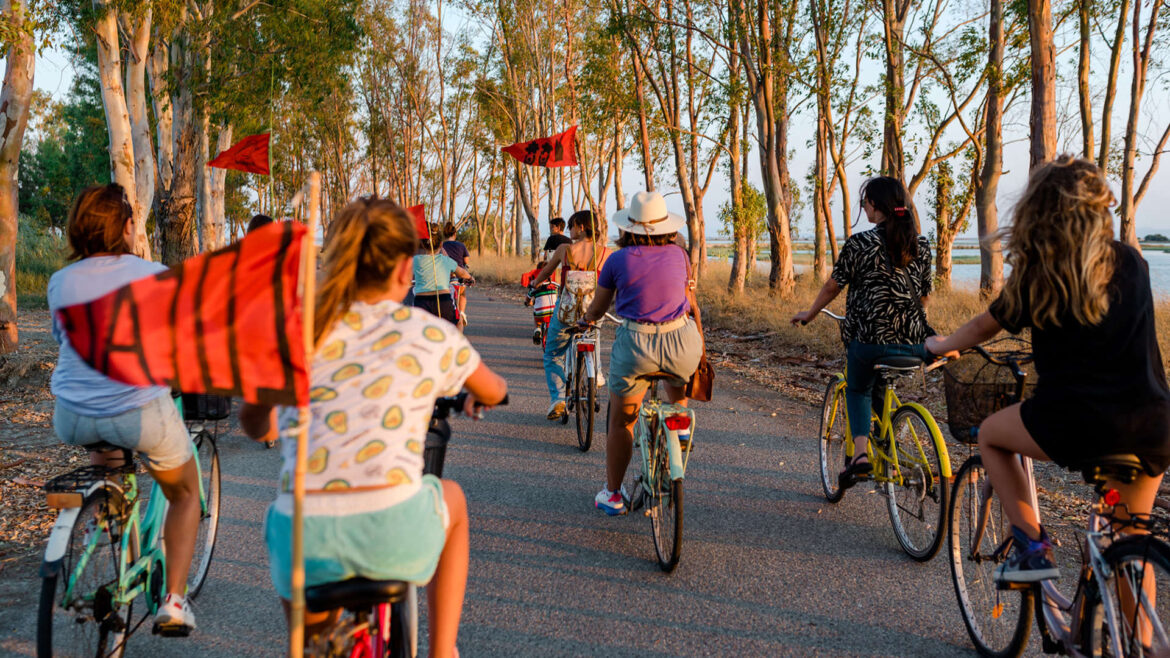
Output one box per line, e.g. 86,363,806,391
612,191,686,236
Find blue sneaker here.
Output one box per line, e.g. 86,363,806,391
996,525,1060,586
594,487,626,516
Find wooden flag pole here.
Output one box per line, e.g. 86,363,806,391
289,171,321,657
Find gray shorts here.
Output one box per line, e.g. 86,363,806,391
608,316,703,397
54,394,193,472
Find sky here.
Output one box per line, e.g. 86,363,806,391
21,16,1170,244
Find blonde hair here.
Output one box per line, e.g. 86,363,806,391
998,155,1116,329
315,198,418,347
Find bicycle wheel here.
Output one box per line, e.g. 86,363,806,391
622,407,646,514
818,377,848,503
948,455,1033,657
560,355,572,426
187,429,221,598
574,353,595,452
647,424,683,572
38,490,133,658
1082,534,1170,657
884,405,948,561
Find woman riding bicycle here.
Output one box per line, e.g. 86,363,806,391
240,198,507,655
528,209,611,421
926,156,1170,585
413,223,473,326
579,191,703,516
48,183,200,635
792,176,934,488
441,221,472,328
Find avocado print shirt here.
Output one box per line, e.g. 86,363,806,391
277,300,481,494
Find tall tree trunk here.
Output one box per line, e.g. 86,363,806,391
934,163,953,289
977,0,1005,296
0,0,33,353
210,124,232,249
1118,0,1163,247
93,1,144,254
1028,0,1057,169
1077,0,1095,159
160,27,199,265
727,81,746,295
149,41,173,198
880,0,908,178
633,56,655,191
124,8,154,260
196,109,212,251
1098,0,1130,173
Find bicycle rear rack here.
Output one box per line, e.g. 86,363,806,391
44,465,128,509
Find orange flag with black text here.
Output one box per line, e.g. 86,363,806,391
501,126,578,168
56,221,310,406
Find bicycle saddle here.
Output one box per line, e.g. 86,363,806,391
81,440,122,452
1076,453,1144,486
306,578,409,613
636,371,676,382
873,356,923,371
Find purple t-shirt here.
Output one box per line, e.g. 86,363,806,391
598,245,690,323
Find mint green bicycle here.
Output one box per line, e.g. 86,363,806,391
36,414,221,657
621,373,695,572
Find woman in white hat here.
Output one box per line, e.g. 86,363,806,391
580,191,703,516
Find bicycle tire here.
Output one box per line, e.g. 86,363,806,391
388,600,413,657
187,430,221,599
621,406,645,514
648,423,683,572
575,354,595,452
1081,534,1170,657
948,455,1033,657
38,489,133,658
818,377,848,503
885,405,948,561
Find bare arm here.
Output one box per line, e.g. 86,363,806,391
581,286,616,324
455,266,473,282
530,244,567,287
239,402,277,443
462,361,508,415
791,278,843,325
926,311,1002,357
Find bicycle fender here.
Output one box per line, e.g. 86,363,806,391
896,402,953,477
41,507,82,578
661,405,695,480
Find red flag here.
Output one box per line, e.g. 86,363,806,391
57,222,309,407
408,205,429,239
501,126,578,168
208,133,271,175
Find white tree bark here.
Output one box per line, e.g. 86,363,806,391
149,40,173,194
0,0,35,352
196,106,211,250
93,0,144,255
210,124,232,249
123,7,154,260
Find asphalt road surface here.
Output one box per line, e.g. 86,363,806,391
0,290,987,656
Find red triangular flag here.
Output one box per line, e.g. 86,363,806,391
408,204,429,239
57,222,309,406
501,126,578,168
208,133,271,175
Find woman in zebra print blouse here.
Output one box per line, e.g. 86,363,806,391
792,176,935,487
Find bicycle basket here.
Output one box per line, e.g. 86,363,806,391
942,336,1035,443
181,393,232,421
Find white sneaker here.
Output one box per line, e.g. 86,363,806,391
596,372,606,387
153,593,196,636
594,487,626,516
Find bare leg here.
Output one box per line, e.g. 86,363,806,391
1108,473,1165,646
280,599,338,653
606,392,644,492
663,384,687,406
976,403,1051,540
149,457,201,596
428,480,469,658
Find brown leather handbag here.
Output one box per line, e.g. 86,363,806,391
685,351,714,402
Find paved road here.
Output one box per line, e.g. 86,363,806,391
1,290,983,656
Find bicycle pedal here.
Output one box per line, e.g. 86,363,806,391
152,622,193,638
994,580,1033,592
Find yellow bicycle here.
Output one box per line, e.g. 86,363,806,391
818,310,952,561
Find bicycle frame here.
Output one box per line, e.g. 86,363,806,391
634,393,695,484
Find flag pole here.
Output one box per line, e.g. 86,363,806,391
290,171,321,657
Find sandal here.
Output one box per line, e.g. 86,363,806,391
839,454,872,489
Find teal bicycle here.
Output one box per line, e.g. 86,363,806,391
621,373,695,572
36,410,221,657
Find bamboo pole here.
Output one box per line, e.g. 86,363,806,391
289,171,321,657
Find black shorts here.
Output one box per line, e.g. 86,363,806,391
412,292,456,325
1021,394,1170,476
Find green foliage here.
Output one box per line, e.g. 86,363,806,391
1145,234,1170,242
718,183,767,242
15,216,68,309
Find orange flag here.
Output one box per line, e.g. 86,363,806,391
57,222,310,406
501,126,578,168
209,133,271,175
408,204,429,239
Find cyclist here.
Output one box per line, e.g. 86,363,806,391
441,221,472,328
543,217,572,264
240,198,507,655
791,176,934,488
413,223,473,326
580,191,702,516
528,210,611,420
926,155,1170,585
48,183,200,634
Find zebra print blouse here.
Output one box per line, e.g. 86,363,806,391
830,225,934,345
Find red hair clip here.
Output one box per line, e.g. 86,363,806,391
893,206,907,216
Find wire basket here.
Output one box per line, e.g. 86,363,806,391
942,336,1035,443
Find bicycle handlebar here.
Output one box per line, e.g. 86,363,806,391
432,392,510,421
819,309,845,322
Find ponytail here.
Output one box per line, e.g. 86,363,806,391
315,198,418,347
861,176,919,268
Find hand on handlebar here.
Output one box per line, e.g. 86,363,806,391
462,392,490,420
926,335,960,360
790,310,815,326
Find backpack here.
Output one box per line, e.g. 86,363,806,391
555,246,607,326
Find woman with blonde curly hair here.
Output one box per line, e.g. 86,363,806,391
927,156,1170,585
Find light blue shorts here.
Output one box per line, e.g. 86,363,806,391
53,394,192,471
265,474,449,600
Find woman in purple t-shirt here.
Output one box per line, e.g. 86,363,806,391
580,191,703,516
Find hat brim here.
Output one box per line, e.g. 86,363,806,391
611,208,687,236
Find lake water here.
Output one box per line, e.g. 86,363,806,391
715,247,1170,298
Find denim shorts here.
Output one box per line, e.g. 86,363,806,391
609,316,703,397
264,474,450,600
53,393,192,471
